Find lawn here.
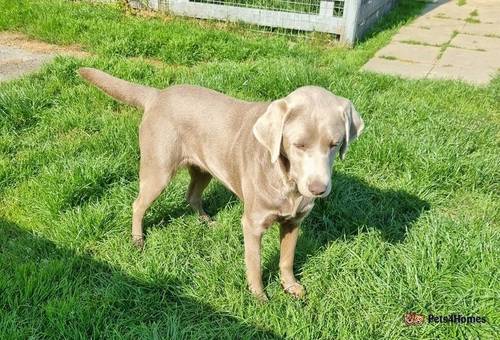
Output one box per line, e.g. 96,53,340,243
0,0,499,338
190,1,323,14
190,0,345,16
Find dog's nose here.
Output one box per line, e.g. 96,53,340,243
308,181,327,196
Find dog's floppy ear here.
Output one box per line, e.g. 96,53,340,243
253,99,290,163
339,102,364,160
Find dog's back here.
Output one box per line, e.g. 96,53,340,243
146,85,268,195
79,67,267,196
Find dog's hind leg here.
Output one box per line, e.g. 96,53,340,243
132,123,180,248
187,165,212,223
132,162,174,248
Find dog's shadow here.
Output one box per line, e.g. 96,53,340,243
142,173,239,229
264,172,430,281
306,172,429,244
144,171,429,282
195,172,428,282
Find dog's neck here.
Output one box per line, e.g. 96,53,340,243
276,155,296,192
272,155,315,219
252,142,314,220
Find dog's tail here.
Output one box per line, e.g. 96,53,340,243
78,67,158,109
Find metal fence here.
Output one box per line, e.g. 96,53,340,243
112,0,395,43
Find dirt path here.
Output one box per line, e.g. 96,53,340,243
0,32,90,82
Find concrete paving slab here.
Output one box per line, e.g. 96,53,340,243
430,2,474,20
409,16,465,31
439,46,500,69
427,64,496,85
375,42,441,64
460,22,500,36
477,8,500,23
467,0,500,9
450,33,500,51
393,26,451,46
362,0,499,85
362,57,433,79
375,42,440,64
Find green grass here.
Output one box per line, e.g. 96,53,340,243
190,0,345,17
191,0,322,14
437,30,459,60
465,17,480,24
465,10,480,24
378,55,398,61
1,0,499,338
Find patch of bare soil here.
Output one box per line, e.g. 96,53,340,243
0,31,91,58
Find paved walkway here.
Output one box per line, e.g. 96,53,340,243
363,0,500,85
0,32,88,82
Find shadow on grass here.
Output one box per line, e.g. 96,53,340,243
140,171,428,285
307,172,430,244
142,178,239,229
0,218,280,339
143,170,429,246
0,171,428,337
262,172,429,282
196,172,429,243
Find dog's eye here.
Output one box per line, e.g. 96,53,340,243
329,142,338,149
294,143,306,150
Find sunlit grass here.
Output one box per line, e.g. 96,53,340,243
0,0,498,338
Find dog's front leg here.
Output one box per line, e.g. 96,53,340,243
242,213,268,301
279,221,305,299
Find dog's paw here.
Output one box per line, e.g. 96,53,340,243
132,235,144,249
254,291,269,303
249,287,269,303
282,281,306,299
200,214,215,225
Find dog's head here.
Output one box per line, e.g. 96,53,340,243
253,86,364,198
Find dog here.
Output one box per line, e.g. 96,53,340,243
79,67,364,300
